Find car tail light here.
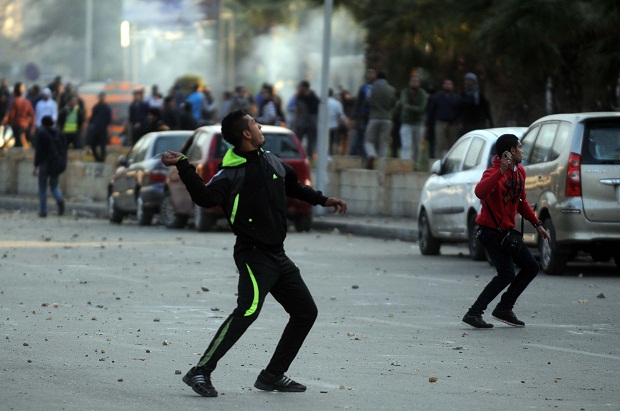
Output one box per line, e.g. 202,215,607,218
149,171,166,183
565,153,581,197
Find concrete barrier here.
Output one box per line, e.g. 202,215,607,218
0,149,431,217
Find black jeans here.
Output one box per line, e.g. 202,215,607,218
468,226,539,316
196,244,317,376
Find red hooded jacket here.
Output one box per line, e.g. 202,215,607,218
475,156,538,230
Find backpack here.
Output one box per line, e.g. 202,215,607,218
46,129,67,175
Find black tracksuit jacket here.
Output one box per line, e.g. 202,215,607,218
176,147,327,248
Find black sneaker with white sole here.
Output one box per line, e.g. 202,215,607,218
182,366,218,397
254,369,306,392
492,308,525,327
462,313,494,329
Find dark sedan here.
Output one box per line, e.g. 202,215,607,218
108,130,193,225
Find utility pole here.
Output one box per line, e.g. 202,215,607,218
84,0,93,81
315,0,333,216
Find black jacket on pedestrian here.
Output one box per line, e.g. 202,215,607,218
176,147,327,249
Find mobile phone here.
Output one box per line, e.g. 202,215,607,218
503,151,512,159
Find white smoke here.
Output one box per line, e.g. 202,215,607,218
237,8,366,104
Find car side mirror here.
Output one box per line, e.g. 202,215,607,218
430,159,441,175
117,155,128,167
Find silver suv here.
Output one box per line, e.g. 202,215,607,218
520,112,620,274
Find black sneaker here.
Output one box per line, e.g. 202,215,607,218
182,366,218,397
462,313,494,329
254,369,306,392
492,308,525,327
57,199,65,216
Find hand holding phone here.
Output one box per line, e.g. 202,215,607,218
501,151,512,173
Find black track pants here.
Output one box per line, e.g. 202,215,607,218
197,245,318,376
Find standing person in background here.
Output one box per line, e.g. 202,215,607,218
228,85,255,115
423,84,437,160
186,83,206,124
327,88,346,156
89,92,112,162
171,84,185,111
0,88,10,128
35,88,58,129
426,79,461,158
219,91,233,122
177,102,198,131
147,84,164,109
33,115,66,218
338,89,355,155
256,84,279,126
460,72,493,136
162,110,347,397
349,68,376,158
143,108,170,134
293,80,320,161
363,71,396,169
128,87,149,145
390,96,401,158
285,94,297,130
26,84,41,111
57,96,85,149
398,75,428,169
59,83,84,110
202,84,217,124
161,96,178,130
4,82,35,148
462,134,550,329
46,76,62,101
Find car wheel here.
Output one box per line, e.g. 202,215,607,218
468,214,486,261
539,217,568,275
294,214,312,232
108,194,124,224
136,195,154,226
160,192,188,229
194,204,216,232
418,211,441,255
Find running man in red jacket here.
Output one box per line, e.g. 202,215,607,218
462,133,550,329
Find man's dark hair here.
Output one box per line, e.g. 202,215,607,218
298,80,310,89
496,134,519,157
221,110,249,147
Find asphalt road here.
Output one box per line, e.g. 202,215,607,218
1,210,618,411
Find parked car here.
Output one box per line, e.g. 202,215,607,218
519,112,620,274
417,127,527,260
160,124,314,232
107,130,193,225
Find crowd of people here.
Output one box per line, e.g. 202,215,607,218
1,69,494,171
0,76,91,152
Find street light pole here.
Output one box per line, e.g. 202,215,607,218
315,0,333,216
120,21,130,82
84,0,93,81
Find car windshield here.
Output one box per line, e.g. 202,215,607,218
583,123,620,164
263,133,300,159
153,135,190,157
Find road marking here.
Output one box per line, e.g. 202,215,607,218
527,344,620,361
